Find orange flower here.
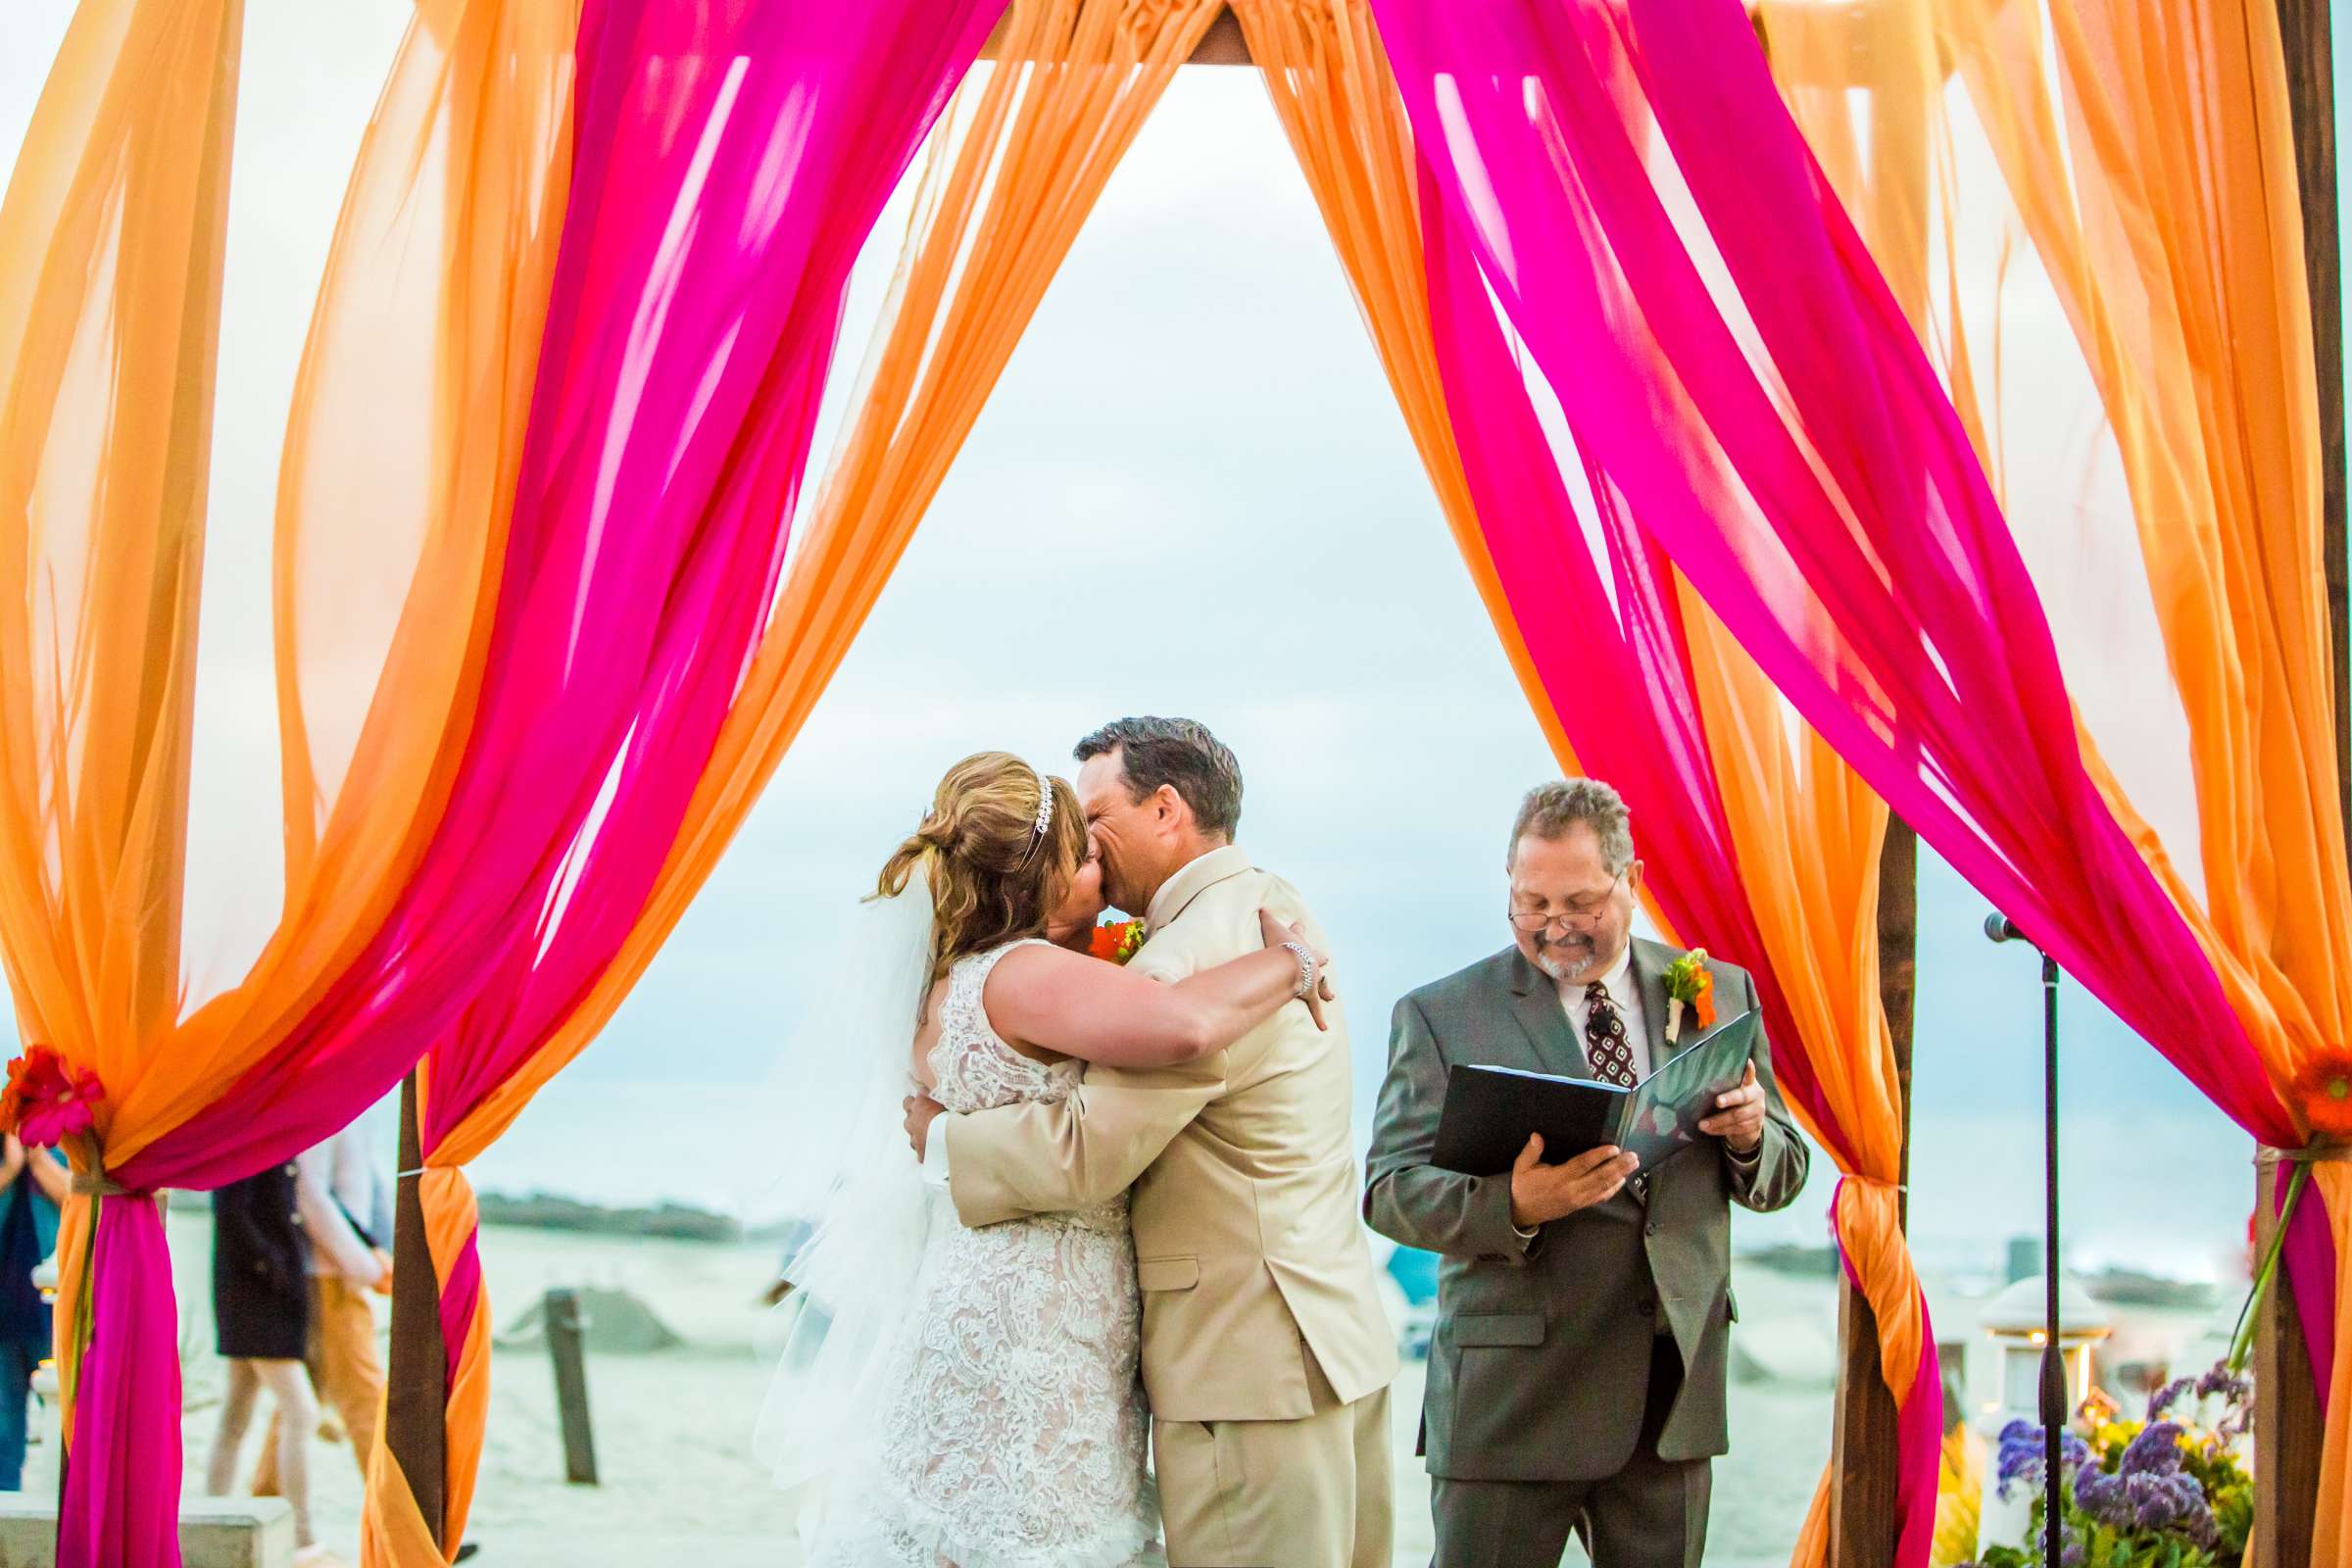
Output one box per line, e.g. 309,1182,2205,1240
2297,1053,2352,1139
1089,919,1146,965
1664,949,1720,1030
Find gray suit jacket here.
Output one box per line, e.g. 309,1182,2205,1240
1364,940,1807,1482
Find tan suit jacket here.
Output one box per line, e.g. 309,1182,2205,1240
945,845,1398,1424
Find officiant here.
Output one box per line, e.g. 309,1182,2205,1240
1364,779,1807,1568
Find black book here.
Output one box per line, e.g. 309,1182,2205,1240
1430,1008,1761,1177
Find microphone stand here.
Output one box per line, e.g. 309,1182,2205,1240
2037,944,2062,1568
1988,913,2065,1568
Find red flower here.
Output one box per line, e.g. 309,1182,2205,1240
1089,919,1146,965
0,1047,102,1148
2297,1054,2352,1139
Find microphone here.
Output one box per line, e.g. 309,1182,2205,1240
1984,911,2027,944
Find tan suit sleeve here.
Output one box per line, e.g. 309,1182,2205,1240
944,1049,1226,1228
944,912,1224,1229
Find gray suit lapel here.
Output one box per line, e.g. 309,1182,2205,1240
1626,942,1685,1209
1632,940,1678,1075
1505,952,1592,1081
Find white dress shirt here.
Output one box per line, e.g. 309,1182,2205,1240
293,1120,392,1286
1557,943,1651,1081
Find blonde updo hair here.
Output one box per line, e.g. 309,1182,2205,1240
878,752,1088,1009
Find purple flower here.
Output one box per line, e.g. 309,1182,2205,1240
1993,1420,2090,1501
2118,1420,2185,1477
2079,1458,2216,1544
2196,1363,2248,1401
2146,1376,2191,1420
2074,1466,2127,1525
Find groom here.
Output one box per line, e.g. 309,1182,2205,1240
904,717,1397,1568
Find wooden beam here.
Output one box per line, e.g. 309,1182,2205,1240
981,5,1250,65
1829,815,1918,1566
1881,818,1918,1222
383,1072,449,1548
2277,0,2349,831
1827,27,1929,1545
2254,1155,2325,1568
2254,0,2341,1557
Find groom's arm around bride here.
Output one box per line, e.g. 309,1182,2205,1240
915,718,1398,1568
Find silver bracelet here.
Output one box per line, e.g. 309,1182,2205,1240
1279,940,1318,1000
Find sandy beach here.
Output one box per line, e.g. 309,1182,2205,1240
0,1204,2227,1566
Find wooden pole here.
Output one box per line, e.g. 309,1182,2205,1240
2254,1152,2324,1568
1829,815,1918,1567
544,1288,600,1486
2273,0,2347,810
2254,0,2341,1560
1824,10,1930,1543
383,1071,449,1548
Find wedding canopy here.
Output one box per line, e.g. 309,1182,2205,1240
0,0,2337,1565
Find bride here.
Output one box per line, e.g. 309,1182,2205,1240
755,751,1329,1568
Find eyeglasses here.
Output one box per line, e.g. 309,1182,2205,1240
1508,869,1626,934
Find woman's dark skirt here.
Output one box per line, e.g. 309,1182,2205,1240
211,1163,309,1361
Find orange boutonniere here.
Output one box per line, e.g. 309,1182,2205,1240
1662,951,1717,1045
1088,918,1147,966
2296,1053,2352,1139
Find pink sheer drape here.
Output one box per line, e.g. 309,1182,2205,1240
1369,0,2281,1143
1421,150,1938,1565
58,3,997,1558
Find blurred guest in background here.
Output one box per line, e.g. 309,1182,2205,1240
207,1159,332,1564
0,1135,64,1490
254,1109,392,1493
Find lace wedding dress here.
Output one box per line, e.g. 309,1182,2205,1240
807,940,1162,1568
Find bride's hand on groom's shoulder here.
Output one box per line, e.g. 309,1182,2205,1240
1257,909,1337,1031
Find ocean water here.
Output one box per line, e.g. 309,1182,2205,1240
472,1079,2256,1289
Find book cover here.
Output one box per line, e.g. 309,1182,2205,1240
1428,1009,1759,1177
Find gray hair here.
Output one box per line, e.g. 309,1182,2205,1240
1509,779,1635,872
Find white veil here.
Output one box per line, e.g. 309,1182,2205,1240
751,858,941,1517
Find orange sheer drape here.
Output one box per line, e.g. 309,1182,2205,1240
2,0,574,1469
1682,592,1918,1564
448,0,1228,1151
1766,0,2346,1552
1231,0,1576,778
363,5,1228,1558
1237,10,1924,1564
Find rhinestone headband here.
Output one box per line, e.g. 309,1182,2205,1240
1030,765,1055,845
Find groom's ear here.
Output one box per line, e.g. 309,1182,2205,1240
1152,782,1188,831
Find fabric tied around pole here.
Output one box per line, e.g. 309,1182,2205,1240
1786,1176,1938,1568
364,1167,489,1566
2257,1146,2346,1438
54,1192,180,1567
2299,1163,2352,1563
353,0,1004,1559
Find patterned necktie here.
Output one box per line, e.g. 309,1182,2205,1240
1584,981,1640,1088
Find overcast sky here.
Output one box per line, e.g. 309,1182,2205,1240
1,0,2278,1279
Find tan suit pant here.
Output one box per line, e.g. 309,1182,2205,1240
253,1275,383,1493
1154,1350,1393,1568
